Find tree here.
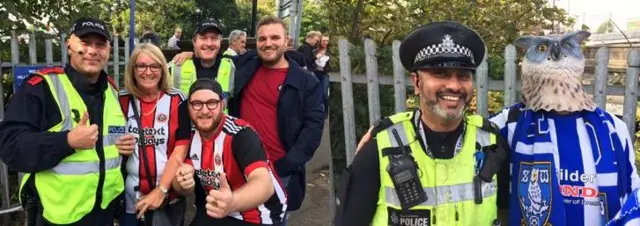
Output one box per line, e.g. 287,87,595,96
595,20,614,34
299,1,330,43
323,0,574,56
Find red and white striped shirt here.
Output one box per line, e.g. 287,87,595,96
186,115,287,225
119,88,189,214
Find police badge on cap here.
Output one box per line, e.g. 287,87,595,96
399,21,486,71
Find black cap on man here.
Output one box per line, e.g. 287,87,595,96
70,18,111,41
194,19,223,36
399,21,485,72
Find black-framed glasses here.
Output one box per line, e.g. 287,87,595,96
190,100,220,111
134,63,162,72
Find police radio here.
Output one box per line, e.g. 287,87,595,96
386,129,428,210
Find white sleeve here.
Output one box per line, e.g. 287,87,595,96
612,116,640,191
489,108,510,131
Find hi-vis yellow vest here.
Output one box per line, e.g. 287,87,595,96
372,111,498,226
171,53,234,112
19,72,125,225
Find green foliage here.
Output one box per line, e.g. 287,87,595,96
325,0,576,186
488,55,506,80
1,0,114,37
595,20,614,34
299,1,329,39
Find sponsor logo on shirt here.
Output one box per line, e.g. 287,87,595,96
558,168,599,202
127,125,167,146
196,169,221,190
387,208,430,226
519,162,552,226
556,168,607,218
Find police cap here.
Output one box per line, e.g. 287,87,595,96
195,19,223,36
399,21,485,71
70,17,111,41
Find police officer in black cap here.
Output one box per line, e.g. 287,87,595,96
0,17,127,226
333,21,509,226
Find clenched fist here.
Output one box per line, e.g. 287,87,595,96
175,164,195,191
67,112,99,150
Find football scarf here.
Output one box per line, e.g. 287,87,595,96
507,103,630,226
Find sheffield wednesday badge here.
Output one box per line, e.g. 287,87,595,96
519,162,552,226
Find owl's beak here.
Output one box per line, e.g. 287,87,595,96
551,43,561,61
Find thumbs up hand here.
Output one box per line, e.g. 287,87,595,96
67,112,99,150
205,172,234,218
175,163,195,190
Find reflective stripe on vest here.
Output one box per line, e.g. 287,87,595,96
371,111,498,226
47,74,121,147
19,73,125,225
383,181,497,207
172,59,234,112
51,157,122,175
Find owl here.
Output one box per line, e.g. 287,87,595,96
513,30,595,112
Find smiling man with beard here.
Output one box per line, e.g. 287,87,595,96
333,22,509,226
172,78,287,226
228,16,325,225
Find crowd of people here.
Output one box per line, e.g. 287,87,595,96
1,12,640,226
0,16,324,226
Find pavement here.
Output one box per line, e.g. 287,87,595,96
288,119,332,226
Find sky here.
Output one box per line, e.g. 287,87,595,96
550,0,638,31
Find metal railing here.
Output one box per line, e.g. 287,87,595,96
327,37,640,221
1,33,640,224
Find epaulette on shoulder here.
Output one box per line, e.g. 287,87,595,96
26,67,64,86
25,74,44,86
36,67,65,76
370,117,395,137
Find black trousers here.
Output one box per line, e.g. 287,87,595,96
26,200,118,226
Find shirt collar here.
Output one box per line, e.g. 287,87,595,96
226,48,238,56
64,65,108,95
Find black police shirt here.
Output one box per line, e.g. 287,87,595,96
333,118,511,226
193,55,222,80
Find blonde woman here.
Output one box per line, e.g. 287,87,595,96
115,43,191,226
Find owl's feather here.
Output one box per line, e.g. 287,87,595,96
514,30,595,112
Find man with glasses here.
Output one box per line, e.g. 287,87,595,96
0,17,126,225
172,78,287,226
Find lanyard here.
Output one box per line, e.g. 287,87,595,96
413,109,466,159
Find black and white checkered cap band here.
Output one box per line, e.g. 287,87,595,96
413,43,475,65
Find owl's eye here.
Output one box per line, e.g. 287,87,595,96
536,44,548,52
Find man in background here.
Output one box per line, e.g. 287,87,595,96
139,26,160,46
226,30,247,56
297,31,321,73
167,27,182,50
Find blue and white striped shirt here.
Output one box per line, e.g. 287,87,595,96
490,103,640,226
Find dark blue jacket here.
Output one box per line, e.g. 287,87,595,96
228,54,325,211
